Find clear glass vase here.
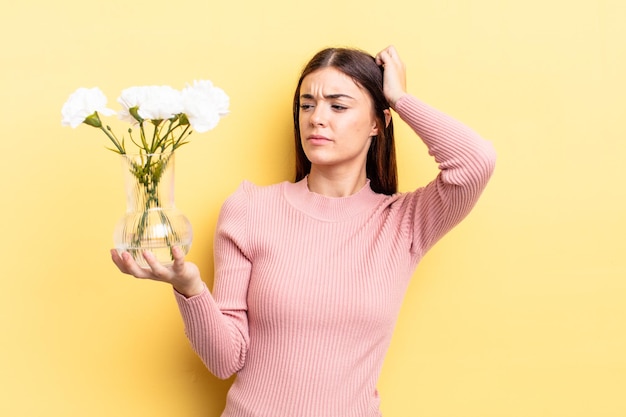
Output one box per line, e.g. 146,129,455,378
113,152,192,268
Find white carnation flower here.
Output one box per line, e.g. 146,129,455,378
181,80,230,133
118,85,184,123
117,86,149,124
61,87,116,128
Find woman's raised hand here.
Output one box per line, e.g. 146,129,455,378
375,45,407,109
111,246,205,297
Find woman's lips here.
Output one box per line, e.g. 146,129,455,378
307,135,332,145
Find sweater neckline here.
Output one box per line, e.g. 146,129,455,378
283,177,385,221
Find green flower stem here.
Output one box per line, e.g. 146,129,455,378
138,121,150,152
172,124,191,150
130,154,180,261
98,125,125,154
149,121,160,153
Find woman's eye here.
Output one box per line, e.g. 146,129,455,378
331,104,347,111
300,103,314,111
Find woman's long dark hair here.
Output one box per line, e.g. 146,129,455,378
293,47,398,195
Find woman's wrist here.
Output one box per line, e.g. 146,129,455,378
389,92,408,109
174,279,205,298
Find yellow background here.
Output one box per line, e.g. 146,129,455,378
1,0,624,416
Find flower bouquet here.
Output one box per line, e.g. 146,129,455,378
62,81,229,267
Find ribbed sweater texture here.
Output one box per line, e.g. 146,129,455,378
174,94,497,417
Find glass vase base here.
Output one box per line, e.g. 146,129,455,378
115,244,191,269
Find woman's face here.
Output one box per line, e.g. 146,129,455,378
298,67,379,175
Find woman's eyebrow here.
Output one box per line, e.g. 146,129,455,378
300,93,356,100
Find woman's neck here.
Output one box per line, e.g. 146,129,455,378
306,168,368,197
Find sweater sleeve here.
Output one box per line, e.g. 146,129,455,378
174,183,252,379
394,94,497,257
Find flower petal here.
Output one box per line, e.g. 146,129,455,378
181,80,229,133
118,85,183,122
61,87,115,128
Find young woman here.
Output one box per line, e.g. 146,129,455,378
112,45,496,417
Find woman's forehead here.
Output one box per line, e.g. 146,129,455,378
300,67,365,97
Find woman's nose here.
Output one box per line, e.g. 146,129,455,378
310,107,326,126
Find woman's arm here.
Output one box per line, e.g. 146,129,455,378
376,45,496,256
110,186,252,379
397,94,496,256
174,186,252,379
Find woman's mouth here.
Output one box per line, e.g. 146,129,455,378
307,135,332,145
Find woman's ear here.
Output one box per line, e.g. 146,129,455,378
371,110,392,136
